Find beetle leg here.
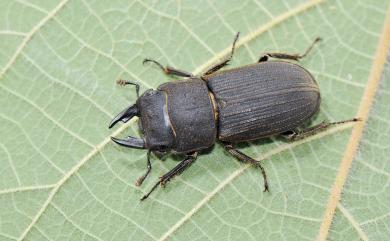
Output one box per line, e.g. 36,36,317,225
143,58,194,78
135,150,152,186
258,37,321,62
280,118,361,141
203,32,240,76
140,152,198,201
224,143,269,192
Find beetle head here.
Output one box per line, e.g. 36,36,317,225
109,89,175,153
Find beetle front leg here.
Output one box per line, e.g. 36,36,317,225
135,150,152,186
140,152,198,201
203,32,240,76
224,143,269,192
280,118,361,141
258,37,321,62
143,58,194,78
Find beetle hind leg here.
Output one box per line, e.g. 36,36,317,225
280,118,361,141
143,58,194,78
258,37,321,62
140,152,198,201
224,143,269,192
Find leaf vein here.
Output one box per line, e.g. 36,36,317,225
317,3,390,240
17,119,135,240
138,1,216,56
0,185,55,196
52,18,153,89
192,0,325,76
75,174,157,240
337,203,369,241
0,114,64,174
0,83,94,148
0,142,21,186
50,202,105,241
22,53,114,118
0,0,70,79
158,123,354,241
0,30,27,36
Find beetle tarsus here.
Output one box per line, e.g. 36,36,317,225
140,152,197,201
143,58,193,78
263,181,269,192
258,37,321,62
224,143,269,193
140,182,159,201
298,37,322,59
280,118,361,141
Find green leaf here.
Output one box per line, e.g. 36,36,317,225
329,53,390,240
0,0,389,240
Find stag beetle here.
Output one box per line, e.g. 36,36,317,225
109,33,359,200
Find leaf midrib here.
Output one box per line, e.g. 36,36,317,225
317,3,390,240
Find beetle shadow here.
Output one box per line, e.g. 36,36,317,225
233,138,274,149
302,110,321,127
272,110,322,143
155,145,216,163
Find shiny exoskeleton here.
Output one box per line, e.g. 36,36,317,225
109,33,359,200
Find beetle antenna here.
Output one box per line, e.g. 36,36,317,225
116,79,140,98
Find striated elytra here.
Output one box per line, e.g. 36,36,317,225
108,33,359,201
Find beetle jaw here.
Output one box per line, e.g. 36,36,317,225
111,136,145,149
108,104,139,129
109,103,146,149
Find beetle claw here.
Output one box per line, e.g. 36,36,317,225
109,104,138,128
111,136,145,149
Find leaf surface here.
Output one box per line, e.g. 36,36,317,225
0,0,390,240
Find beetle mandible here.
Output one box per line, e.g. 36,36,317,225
109,33,359,201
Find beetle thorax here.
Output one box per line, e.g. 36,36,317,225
137,78,217,153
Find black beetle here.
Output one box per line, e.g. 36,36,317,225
109,33,359,200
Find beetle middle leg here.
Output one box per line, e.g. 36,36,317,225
280,118,361,141
143,58,194,78
203,32,240,76
258,37,321,62
224,143,269,192
140,152,198,201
